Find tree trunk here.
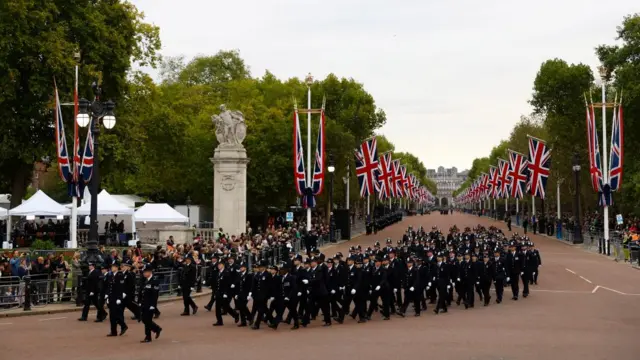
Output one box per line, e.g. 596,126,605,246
10,163,32,208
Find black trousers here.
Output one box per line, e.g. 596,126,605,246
481,281,491,303
235,297,251,325
205,289,216,308
455,281,465,303
465,282,476,306
329,291,343,318
250,298,268,328
521,272,530,296
142,308,160,339
436,284,448,311
532,267,539,284
215,296,237,324
367,290,390,318
108,302,126,334
182,287,196,313
81,294,106,320
124,297,139,317
494,279,504,301
510,273,520,297
283,299,299,326
304,295,330,324
400,288,420,314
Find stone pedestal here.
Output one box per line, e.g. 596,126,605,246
211,145,249,236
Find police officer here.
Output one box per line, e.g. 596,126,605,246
480,253,494,306
530,243,542,285
269,263,298,330
97,264,109,322
78,262,107,322
249,261,271,330
506,243,524,300
234,262,253,327
434,252,450,314
139,264,162,343
121,260,139,320
179,255,198,316
106,261,128,337
493,249,506,303
305,258,331,326
213,261,239,326
367,256,390,320
325,259,343,323
398,257,421,317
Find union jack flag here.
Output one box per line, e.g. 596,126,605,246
399,165,409,198
72,67,82,198
508,150,528,199
53,81,72,184
497,158,511,199
406,173,417,199
293,109,307,196
526,136,552,199
480,173,490,199
391,160,404,198
586,100,603,193
311,110,326,196
609,102,623,193
376,152,394,200
79,119,94,184
488,166,499,199
354,137,379,198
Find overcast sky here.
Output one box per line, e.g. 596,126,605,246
130,0,636,170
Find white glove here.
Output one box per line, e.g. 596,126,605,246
223,294,227,299
231,284,235,289
409,287,414,292
202,280,206,284
149,306,155,310
302,279,309,284
476,282,480,285
105,295,109,300
375,286,380,291
247,292,252,301
306,290,310,294
457,278,460,282
284,297,289,301
269,297,274,301
369,290,372,294
428,282,432,287
331,290,336,294
234,295,238,299
116,300,121,305
520,272,524,276
351,289,356,295
506,277,510,282
89,292,94,296
533,272,536,276
339,287,345,291
106,299,109,305
447,285,451,290
393,288,397,293
297,292,302,297
122,293,126,299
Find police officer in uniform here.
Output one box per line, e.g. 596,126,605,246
493,249,506,303
121,260,139,320
106,261,128,337
325,259,343,323
78,262,107,322
234,262,253,327
506,243,523,300
269,263,298,330
433,253,450,314
480,254,494,306
305,258,331,326
139,264,162,343
367,256,390,320
398,257,421,317
249,261,271,330
97,265,109,322
179,255,198,316
213,261,239,326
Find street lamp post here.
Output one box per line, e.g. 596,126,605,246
77,83,116,264
328,154,335,243
186,196,192,227
572,153,583,244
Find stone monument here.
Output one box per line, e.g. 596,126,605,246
211,105,249,236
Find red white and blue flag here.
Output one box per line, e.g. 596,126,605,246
54,81,72,184
311,110,326,196
609,102,624,193
407,173,417,200
508,150,528,199
354,137,379,198
376,152,394,200
488,166,499,199
497,158,511,199
399,165,409,198
293,108,307,196
391,160,404,198
586,100,603,193
480,173,490,200
526,136,552,199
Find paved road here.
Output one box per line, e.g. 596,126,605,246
2,212,638,360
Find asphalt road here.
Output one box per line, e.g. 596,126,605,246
2,212,638,360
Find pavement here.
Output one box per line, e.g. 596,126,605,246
1,212,638,360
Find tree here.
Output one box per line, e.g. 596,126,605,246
0,0,161,207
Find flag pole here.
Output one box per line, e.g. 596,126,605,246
69,64,79,249
306,74,312,232
599,66,610,249
346,164,350,210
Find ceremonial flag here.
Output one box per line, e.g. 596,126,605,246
488,166,499,199
586,99,603,193
609,102,624,193
400,165,409,198
508,150,528,199
481,173,490,199
354,137,379,198
293,108,307,196
526,136,552,199
407,174,417,200
53,81,72,183
391,160,404,198
311,110,326,196
376,152,394,200
497,158,511,198
72,67,82,198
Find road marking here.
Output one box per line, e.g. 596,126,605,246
598,286,626,295
592,286,600,293
0,322,13,325
579,276,593,284
529,289,591,294
565,268,576,274
39,317,67,322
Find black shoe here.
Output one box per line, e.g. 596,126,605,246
251,325,260,330
512,296,518,301
350,313,356,320
441,308,448,313
233,313,240,323
291,324,300,330
464,304,469,309
238,323,247,327
78,318,87,321
154,312,161,319
496,299,502,304
120,326,128,336
204,305,212,312
433,308,439,314
94,319,104,323
131,316,139,321
323,322,331,327
382,317,390,321
180,312,190,316
414,313,420,317
397,312,405,318
523,293,528,298
357,319,367,323
107,333,118,337
456,299,461,306
336,317,344,324
213,322,223,326
141,338,152,343
155,328,162,339
192,306,198,315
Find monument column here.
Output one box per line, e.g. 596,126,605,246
211,105,249,236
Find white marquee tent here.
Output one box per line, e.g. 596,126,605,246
9,190,70,217
0,207,7,219
134,203,188,223
77,190,134,215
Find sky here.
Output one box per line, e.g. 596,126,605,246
130,0,636,170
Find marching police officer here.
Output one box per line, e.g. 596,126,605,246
234,262,253,327
398,257,421,317
121,260,139,320
139,264,162,343
106,261,128,337
433,253,450,314
78,262,107,322
213,261,239,326
506,243,524,300
493,249,507,303
180,255,198,316
249,261,271,330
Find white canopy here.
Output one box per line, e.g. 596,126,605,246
77,190,134,215
0,207,7,219
134,203,188,223
9,190,70,217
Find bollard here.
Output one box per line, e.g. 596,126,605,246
23,276,32,311
606,239,611,256
598,236,602,254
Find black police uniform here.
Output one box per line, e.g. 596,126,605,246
234,268,253,326
106,268,128,336
250,268,272,329
213,268,239,325
79,265,107,321
399,263,421,316
139,270,162,342
179,260,198,315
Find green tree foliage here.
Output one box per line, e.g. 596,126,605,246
0,0,161,207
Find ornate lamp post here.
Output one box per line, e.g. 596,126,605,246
327,154,335,243
77,83,116,264
572,153,583,244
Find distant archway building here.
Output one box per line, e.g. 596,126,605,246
427,166,468,207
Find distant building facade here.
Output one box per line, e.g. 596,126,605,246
426,166,468,206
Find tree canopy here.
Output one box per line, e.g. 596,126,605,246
454,13,640,216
